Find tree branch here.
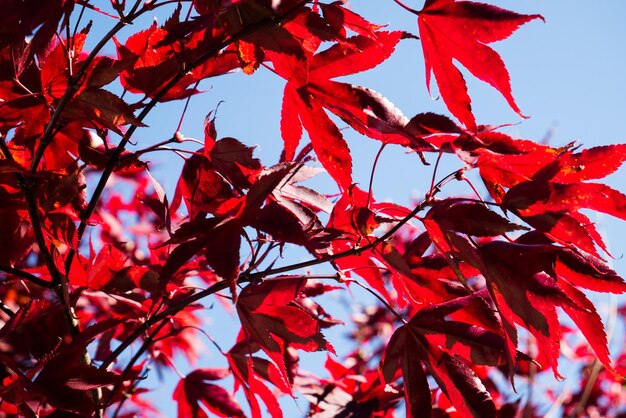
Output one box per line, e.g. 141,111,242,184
0,265,54,289
106,319,169,416
0,301,14,317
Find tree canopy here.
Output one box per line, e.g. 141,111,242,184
1,1,625,417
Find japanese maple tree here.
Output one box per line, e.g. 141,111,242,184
1,0,626,417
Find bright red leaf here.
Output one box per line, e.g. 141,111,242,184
417,0,542,130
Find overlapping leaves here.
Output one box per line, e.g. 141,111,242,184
2,1,626,418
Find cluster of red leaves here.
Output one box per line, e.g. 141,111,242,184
1,0,626,417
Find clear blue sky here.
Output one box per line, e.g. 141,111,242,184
85,1,626,416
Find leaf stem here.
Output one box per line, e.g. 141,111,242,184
176,81,199,133
367,143,387,208
428,150,443,199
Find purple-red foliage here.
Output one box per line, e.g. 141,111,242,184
0,1,625,417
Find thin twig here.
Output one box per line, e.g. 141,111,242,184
74,0,122,19
176,81,199,132
105,320,169,415
351,279,407,325
366,143,386,208
0,265,54,289
71,2,87,39
428,150,444,199
462,177,486,205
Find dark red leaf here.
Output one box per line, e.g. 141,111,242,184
174,369,244,418
319,2,386,39
237,278,332,381
176,154,238,219
505,181,626,222
31,322,124,415
66,88,146,133
209,137,262,189
280,81,303,161
382,321,497,418
310,80,436,151
381,327,432,418
424,199,527,252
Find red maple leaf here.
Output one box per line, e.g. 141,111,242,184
417,0,542,130
236,278,333,377
174,368,245,418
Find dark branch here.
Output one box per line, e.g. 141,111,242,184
0,265,54,289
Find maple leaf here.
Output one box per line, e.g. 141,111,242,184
296,97,353,188
553,144,626,183
208,137,262,189
457,138,626,256
227,338,287,418
70,244,128,290
164,162,296,297
236,278,333,381
319,2,386,40
174,368,245,418
309,81,436,152
116,10,238,102
275,30,405,187
0,189,33,266
500,150,626,255
66,88,146,133
0,0,69,65
160,217,243,290
417,0,542,130
175,153,239,219
381,293,504,418
449,233,623,377
424,198,528,253
299,360,400,418
0,299,71,361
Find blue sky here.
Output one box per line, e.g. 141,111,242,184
82,1,626,415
